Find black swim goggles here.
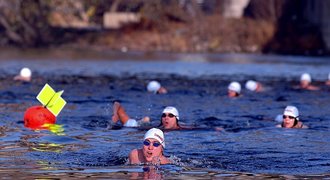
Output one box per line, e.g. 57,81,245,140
283,115,295,120
143,140,161,147
161,113,175,118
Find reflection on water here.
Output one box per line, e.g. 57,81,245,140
30,143,64,153
1,53,330,178
2,166,330,179
40,124,65,136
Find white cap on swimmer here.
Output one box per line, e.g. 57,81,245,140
144,128,165,148
228,81,241,94
283,106,299,118
162,106,179,120
147,81,161,93
300,73,311,83
245,80,258,91
20,67,32,78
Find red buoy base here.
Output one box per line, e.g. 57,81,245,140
24,106,56,129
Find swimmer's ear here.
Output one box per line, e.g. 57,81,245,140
295,117,299,121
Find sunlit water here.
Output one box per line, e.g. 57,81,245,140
0,52,330,178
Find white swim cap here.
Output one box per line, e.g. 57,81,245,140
283,106,299,118
144,128,165,148
245,80,258,91
124,119,138,127
147,81,161,93
300,73,311,83
162,106,179,120
20,67,32,78
228,81,241,94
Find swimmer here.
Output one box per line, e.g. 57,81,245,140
129,128,171,165
112,102,185,130
147,81,167,94
299,73,319,90
245,80,263,92
14,67,32,82
228,81,241,97
276,106,308,128
111,101,150,127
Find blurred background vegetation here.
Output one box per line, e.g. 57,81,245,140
0,0,328,56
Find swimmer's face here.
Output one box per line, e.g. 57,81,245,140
142,138,163,163
157,87,167,94
161,113,178,129
255,83,262,92
228,90,238,97
282,115,295,128
300,80,310,88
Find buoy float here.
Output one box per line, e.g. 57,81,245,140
24,105,56,129
23,84,66,130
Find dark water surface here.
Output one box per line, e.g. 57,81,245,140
0,52,330,178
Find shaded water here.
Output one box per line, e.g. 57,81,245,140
0,52,330,178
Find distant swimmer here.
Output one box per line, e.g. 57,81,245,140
14,67,32,82
299,73,320,90
245,80,263,92
111,101,150,128
111,102,185,130
277,106,308,128
228,81,241,97
326,73,330,86
147,80,167,94
129,128,171,165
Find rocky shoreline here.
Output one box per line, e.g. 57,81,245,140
0,1,327,56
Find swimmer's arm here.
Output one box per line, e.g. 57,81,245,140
307,85,320,91
129,149,140,164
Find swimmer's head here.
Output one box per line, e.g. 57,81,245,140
245,80,258,91
300,73,311,83
283,106,299,119
228,81,241,94
162,106,179,120
20,67,32,79
147,81,161,93
144,128,165,148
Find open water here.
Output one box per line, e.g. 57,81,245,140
0,51,330,178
